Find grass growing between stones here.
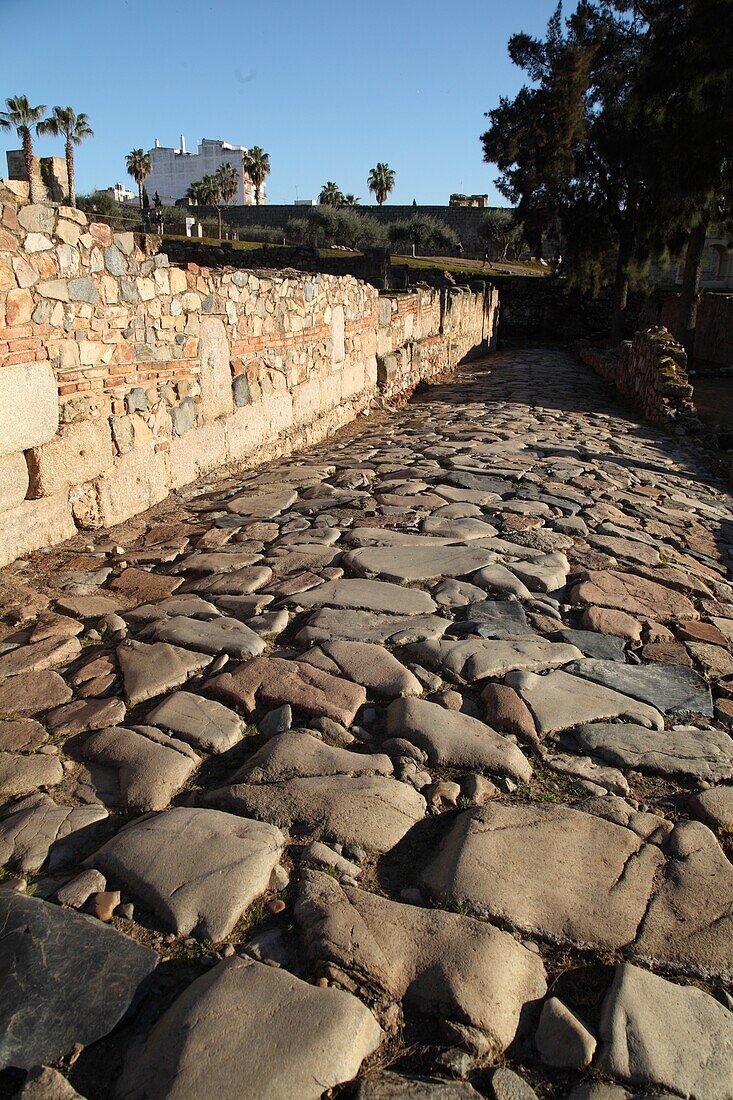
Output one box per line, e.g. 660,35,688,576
517,766,589,806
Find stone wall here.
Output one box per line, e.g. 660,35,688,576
0,179,498,567
162,236,393,289
579,326,699,433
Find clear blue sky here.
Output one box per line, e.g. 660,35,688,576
1,0,556,206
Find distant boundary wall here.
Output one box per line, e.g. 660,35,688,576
0,179,498,567
220,204,506,256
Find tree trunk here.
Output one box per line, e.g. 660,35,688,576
138,180,143,209
610,231,634,345
23,129,35,204
216,205,222,239
66,138,75,207
679,217,708,359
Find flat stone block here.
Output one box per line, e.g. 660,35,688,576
0,494,76,568
26,418,115,498
71,445,169,528
226,403,267,459
0,892,157,1071
199,316,234,422
0,361,59,456
116,956,381,1100
167,421,228,489
0,450,29,511
292,377,321,426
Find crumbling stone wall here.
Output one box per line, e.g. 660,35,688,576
579,326,699,433
0,179,498,567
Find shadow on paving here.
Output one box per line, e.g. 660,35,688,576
415,345,732,567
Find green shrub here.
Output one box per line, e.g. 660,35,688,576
388,215,458,253
286,207,387,250
76,190,136,229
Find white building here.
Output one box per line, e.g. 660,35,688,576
143,136,263,206
105,182,136,204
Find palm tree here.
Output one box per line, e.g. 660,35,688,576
215,162,238,205
204,173,224,238
188,175,223,237
37,106,93,208
0,95,46,203
126,148,152,210
342,194,360,206
186,179,205,205
367,162,396,205
215,162,238,237
243,146,270,205
319,181,344,207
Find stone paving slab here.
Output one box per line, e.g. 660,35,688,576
143,614,266,659
89,807,285,941
296,609,449,645
292,577,437,614
343,543,497,582
232,729,394,783
408,636,583,682
117,639,211,705
0,792,109,873
504,669,664,734
208,655,367,725
0,752,64,797
0,670,72,717
572,722,733,782
116,956,382,1100
633,819,733,980
318,640,423,697
296,868,547,1048
67,725,199,811
0,892,157,1071
564,658,714,718
145,691,245,753
202,774,426,853
597,963,733,1098
422,803,664,950
386,697,532,782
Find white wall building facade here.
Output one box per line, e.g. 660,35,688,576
105,182,136,203
143,136,263,206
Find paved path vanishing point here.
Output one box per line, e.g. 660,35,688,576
1,346,732,1100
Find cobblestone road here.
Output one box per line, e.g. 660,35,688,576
1,347,732,1100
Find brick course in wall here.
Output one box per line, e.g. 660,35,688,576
0,179,498,567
